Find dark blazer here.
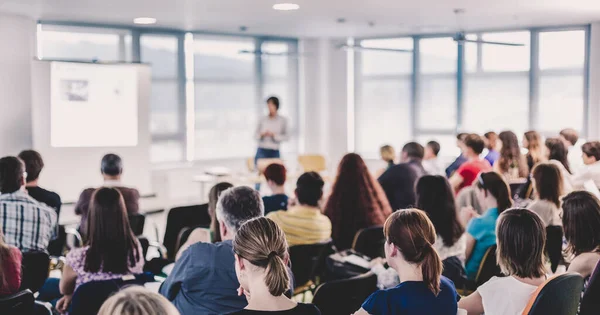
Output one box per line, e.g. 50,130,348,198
75,186,140,237
378,160,426,211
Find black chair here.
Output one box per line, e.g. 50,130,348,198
442,256,468,291
545,226,563,273
47,225,66,257
523,273,584,315
312,272,378,315
174,226,194,255
69,273,155,315
0,289,34,315
163,204,210,260
128,213,146,236
352,226,384,259
20,251,50,294
580,260,600,315
289,241,334,294
463,245,503,292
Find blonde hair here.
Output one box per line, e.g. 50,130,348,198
233,217,289,296
98,286,180,315
380,145,395,163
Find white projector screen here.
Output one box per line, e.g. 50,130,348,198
50,62,138,147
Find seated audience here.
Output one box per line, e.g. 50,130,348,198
560,128,584,173
355,209,459,315
51,188,144,313
459,208,547,315
98,286,180,315
160,187,263,314
528,162,563,226
268,172,331,246
176,182,234,260
523,130,544,172
545,138,573,193
380,145,396,170
0,231,21,296
562,191,600,284
324,153,392,251
262,163,289,215
378,142,426,210
445,133,468,177
0,156,56,252
463,172,512,280
494,131,529,180
18,150,61,215
483,132,500,166
416,176,465,262
422,141,445,176
229,217,321,314
449,134,492,193
572,141,600,190
75,153,140,238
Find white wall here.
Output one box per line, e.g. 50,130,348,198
0,14,35,156
588,23,600,140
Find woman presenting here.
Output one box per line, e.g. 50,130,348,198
255,96,288,164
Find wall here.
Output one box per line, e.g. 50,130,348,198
0,14,35,156
588,23,600,140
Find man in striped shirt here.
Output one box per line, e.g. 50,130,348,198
0,156,57,252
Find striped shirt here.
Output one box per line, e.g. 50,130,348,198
0,190,57,252
267,205,332,246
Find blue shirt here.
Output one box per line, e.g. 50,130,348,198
485,150,500,166
361,276,458,315
465,208,500,280
159,240,247,315
262,194,289,215
445,154,468,177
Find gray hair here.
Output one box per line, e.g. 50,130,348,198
216,186,264,233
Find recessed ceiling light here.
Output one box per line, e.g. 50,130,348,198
133,17,157,25
273,3,300,11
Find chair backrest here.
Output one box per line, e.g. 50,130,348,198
70,273,155,315
352,226,385,259
174,226,194,255
475,245,503,287
312,272,378,315
0,289,34,315
298,155,326,172
545,226,563,273
20,251,50,294
580,260,600,315
523,273,584,315
289,241,334,288
128,213,146,236
163,204,210,260
443,256,468,290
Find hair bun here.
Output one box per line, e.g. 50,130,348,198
268,251,278,259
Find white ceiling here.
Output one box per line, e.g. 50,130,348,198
1,0,600,38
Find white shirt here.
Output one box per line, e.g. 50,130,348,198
548,160,573,194
572,161,600,190
422,158,446,176
568,144,584,174
433,233,467,262
527,200,562,227
478,276,539,315
255,115,288,150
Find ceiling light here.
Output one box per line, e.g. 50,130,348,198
273,3,300,11
133,17,157,25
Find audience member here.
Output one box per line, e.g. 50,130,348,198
229,217,321,315
562,191,600,284
324,153,392,251
463,172,512,280
160,187,263,314
380,145,396,170
18,150,61,215
560,128,584,173
545,138,573,193
355,209,459,315
523,130,544,172
75,153,140,238
445,133,468,177
528,162,563,227
176,182,234,260
459,209,547,315
0,231,21,296
262,163,289,215
449,134,492,194
51,188,144,313
0,156,56,252
494,131,529,180
572,141,600,190
98,286,180,315
483,132,500,166
378,142,426,210
268,172,331,246
422,141,445,176
416,176,465,262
